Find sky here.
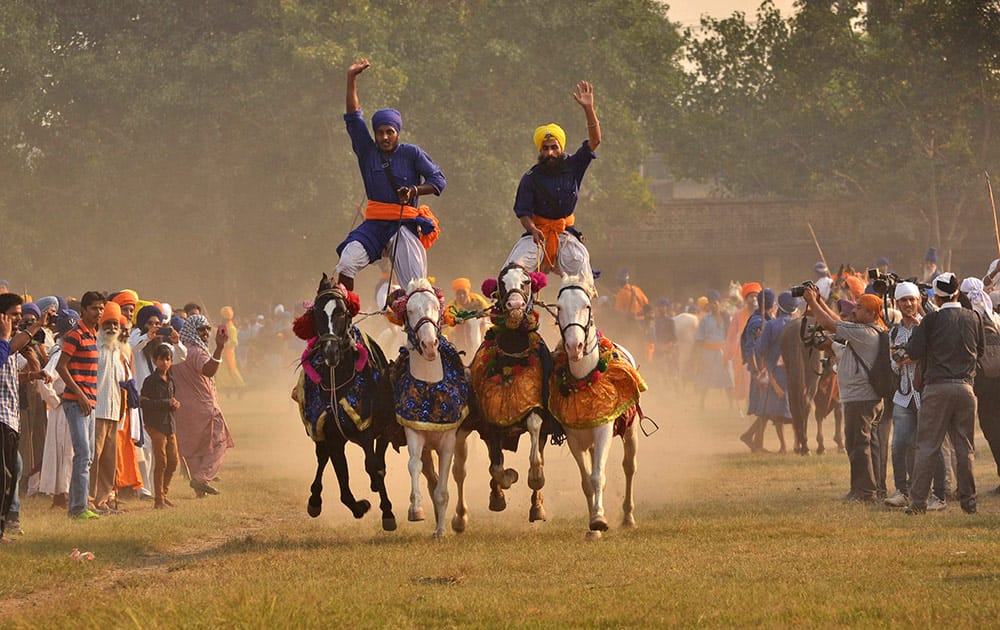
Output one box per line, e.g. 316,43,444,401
664,0,799,27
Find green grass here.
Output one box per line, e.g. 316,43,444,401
3,386,1000,628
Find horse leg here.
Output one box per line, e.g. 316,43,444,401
815,415,826,456
431,431,457,540
622,420,638,528
529,434,547,523
328,438,370,518
367,436,397,531
566,430,596,526
405,428,427,522
421,448,438,497
526,413,545,491
451,429,470,533
486,433,512,512
588,424,613,532
308,440,329,518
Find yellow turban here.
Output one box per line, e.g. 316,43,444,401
133,299,154,325
533,123,566,152
451,278,471,293
697,296,709,310
220,305,234,321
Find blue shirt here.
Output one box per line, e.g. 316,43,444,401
513,141,597,220
756,313,791,373
344,110,446,205
0,343,19,432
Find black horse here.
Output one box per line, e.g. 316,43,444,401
296,274,401,530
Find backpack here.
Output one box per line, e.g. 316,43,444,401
979,314,1000,379
847,327,896,399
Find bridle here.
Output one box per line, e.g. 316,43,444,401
314,288,352,356
313,286,357,441
403,287,442,357
557,284,598,356
497,263,535,314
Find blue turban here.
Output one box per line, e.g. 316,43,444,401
170,314,185,334
706,289,721,303
371,108,402,133
35,296,58,315
21,302,41,320
136,304,164,332
876,257,890,267
657,298,671,307
56,309,80,336
777,291,800,314
925,247,938,264
762,288,776,310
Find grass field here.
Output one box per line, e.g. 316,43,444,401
2,379,1000,628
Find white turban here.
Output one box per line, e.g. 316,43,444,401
961,276,999,327
894,281,920,300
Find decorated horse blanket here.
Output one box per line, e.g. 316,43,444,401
392,338,469,431
296,328,389,442
549,334,647,433
470,326,552,428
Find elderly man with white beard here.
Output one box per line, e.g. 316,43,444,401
90,301,127,514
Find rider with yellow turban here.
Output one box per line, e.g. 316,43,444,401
444,278,492,365
504,81,601,281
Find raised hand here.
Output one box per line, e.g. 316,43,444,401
573,81,595,109
0,314,10,340
348,58,371,76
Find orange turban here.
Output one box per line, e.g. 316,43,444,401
856,294,885,326
220,306,234,320
741,282,762,299
100,301,122,326
112,289,138,308
451,278,471,292
533,123,566,151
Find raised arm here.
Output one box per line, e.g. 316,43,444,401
346,58,371,114
573,81,601,150
803,286,840,334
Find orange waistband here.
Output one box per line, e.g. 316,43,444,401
365,200,440,250
533,214,575,268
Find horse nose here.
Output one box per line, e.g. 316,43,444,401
421,337,439,358
568,339,584,360
507,295,525,311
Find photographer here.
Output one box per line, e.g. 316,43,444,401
884,283,947,509
903,273,984,514
802,285,885,503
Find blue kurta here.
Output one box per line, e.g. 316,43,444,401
337,110,447,261
755,313,792,419
513,141,596,228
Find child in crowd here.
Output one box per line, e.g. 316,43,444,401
139,343,181,509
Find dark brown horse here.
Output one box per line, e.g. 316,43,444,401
295,274,400,530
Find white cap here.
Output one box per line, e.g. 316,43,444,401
894,281,920,300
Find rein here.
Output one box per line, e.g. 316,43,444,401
557,284,598,356
404,287,442,357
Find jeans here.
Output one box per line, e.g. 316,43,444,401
64,402,96,516
8,451,21,518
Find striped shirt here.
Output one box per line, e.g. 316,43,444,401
0,349,19,432
61,322,99,405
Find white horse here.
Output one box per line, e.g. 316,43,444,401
551,274,646,539
390,279,470,539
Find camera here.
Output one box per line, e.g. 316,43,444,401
157,326,174,339
867,268,899,298
790,280,815,298
801,322,830,349
890,344,908,363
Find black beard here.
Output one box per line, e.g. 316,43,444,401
536,153,566,175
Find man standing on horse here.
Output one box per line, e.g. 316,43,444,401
335,58,447,293
503,81,601,279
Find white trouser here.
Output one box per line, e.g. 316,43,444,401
504,233,593,281
336,227,427,290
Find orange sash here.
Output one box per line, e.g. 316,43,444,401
365,200,440,250
533,214,575,268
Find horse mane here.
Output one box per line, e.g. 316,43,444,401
560,273,596,298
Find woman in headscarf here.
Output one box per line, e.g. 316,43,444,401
172,315,234,497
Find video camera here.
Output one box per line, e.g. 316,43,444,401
867,268,900,298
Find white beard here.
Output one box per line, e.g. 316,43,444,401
101,330,120,351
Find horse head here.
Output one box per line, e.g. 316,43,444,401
493,263,547,329
557,273,598,363
313,273,355,368
396,278,444,360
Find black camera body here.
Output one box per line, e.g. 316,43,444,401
790,280,816,298
867,268,900,298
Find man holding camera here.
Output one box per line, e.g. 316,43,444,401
802,285,886,502
903,272,984,514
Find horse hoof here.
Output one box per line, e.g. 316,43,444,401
451,514,468,533
529,506,547,522
585,530,603,541
351,500,371,519
589,516,609,532
431,531,445,541
816,446,826,456
622,515,636,528
527,468,545,491
307,498,322,518
408,507,425,522
382,516,398,532
488,491,507,512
